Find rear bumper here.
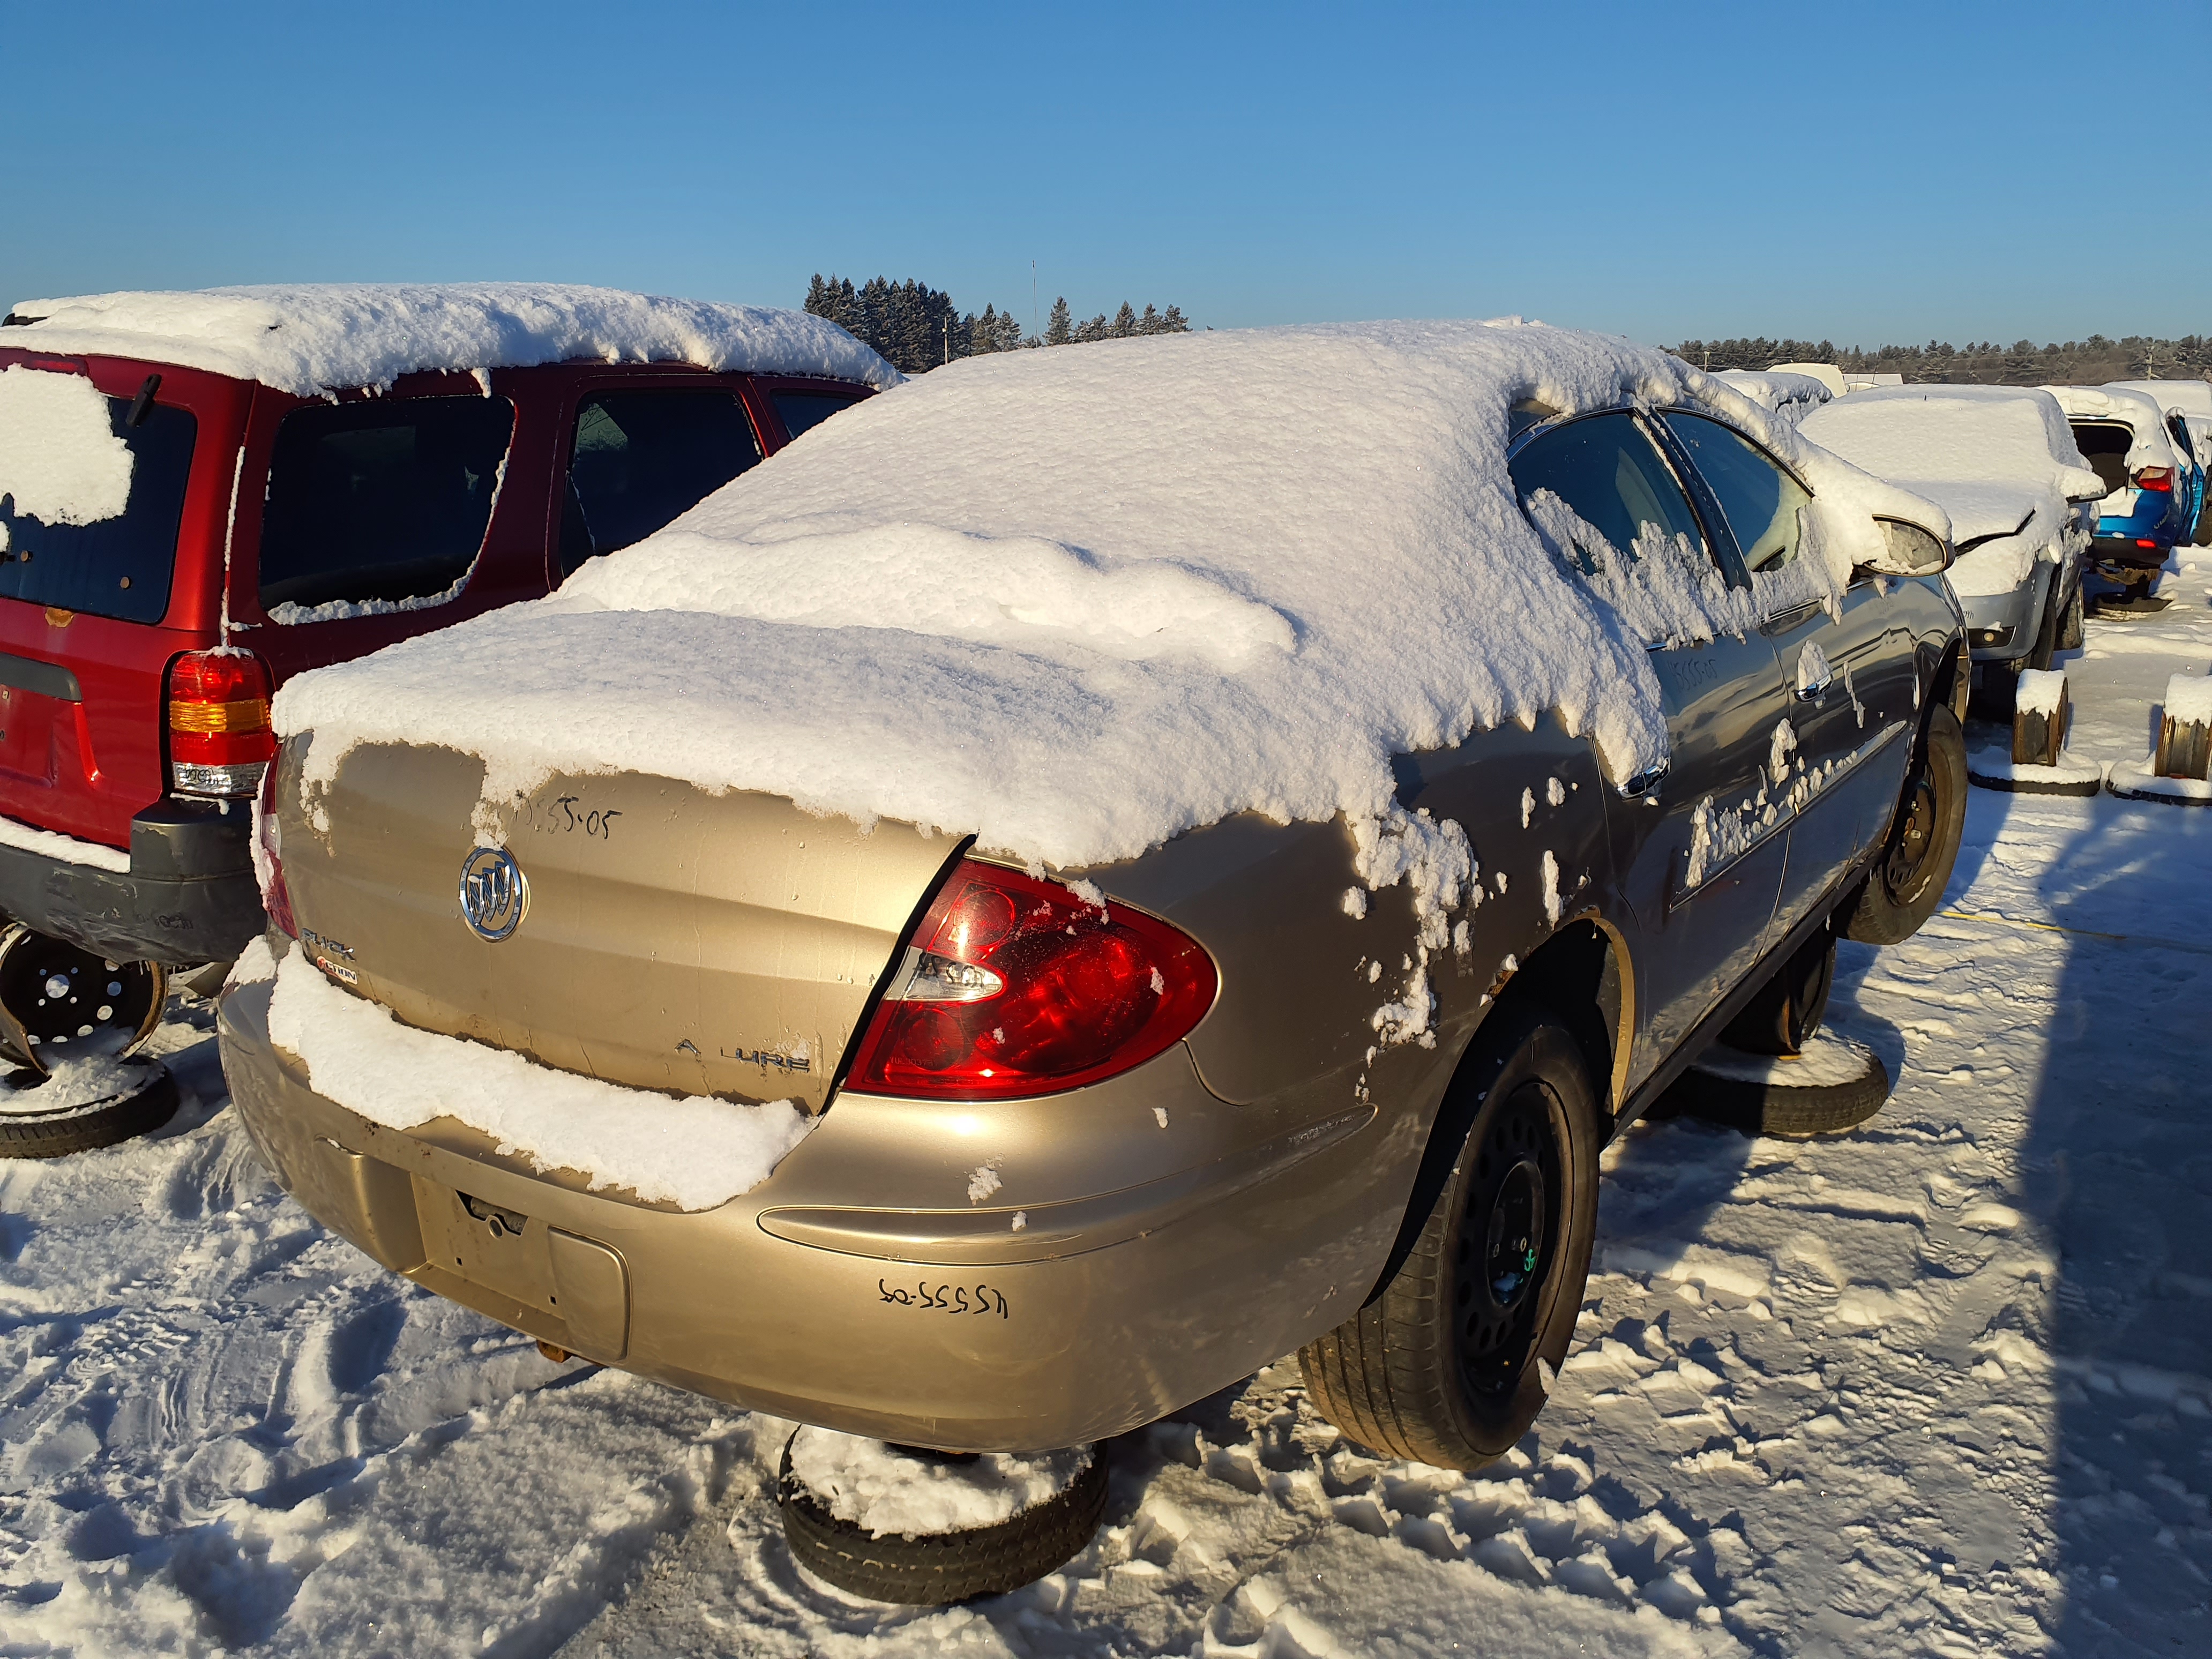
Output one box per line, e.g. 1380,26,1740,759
2089,535,2172,570
0,798,261,965
216,968,1390,1451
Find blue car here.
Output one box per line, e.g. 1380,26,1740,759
2044,384,2201,596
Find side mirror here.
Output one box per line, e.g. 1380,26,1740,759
1857,517,1951,579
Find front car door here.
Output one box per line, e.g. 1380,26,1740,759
1657,410,1917,945
1506,410,1789,1085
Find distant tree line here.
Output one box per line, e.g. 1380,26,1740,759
804,274,1189,374
1670,334,2212,385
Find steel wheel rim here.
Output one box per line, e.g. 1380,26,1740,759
1885,771,1938,897
1453,1082,1564,1396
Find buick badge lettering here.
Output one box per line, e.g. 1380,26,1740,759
459,847,529,941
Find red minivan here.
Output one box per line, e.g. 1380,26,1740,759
0,285,892,1141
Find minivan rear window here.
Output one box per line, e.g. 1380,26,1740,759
258,397,515,620
0,383,197,625
559,390,763,578
771,390,862,442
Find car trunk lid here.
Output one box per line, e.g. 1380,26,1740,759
273,742,961,1111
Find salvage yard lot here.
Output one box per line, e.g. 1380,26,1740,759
4,565,2210,1658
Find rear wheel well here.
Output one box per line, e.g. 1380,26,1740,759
1930,633,1971,725
1364,920,1624,1304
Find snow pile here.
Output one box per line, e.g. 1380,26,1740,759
1691,1030,1882,1087
0,806,132,871
251,937,813,1210
0,364,132,525
0,1055,157,1114
1713,368,1833,423
2164,670,2212,728
3,284,901,398
274,322,1941,887
2017,668,2069,719
1800,386,2103,599
785,1429,1092,1538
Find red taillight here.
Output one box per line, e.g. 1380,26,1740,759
167,649,275,797
846,860,1217,1101
2134,467,2174,493
253,756,296,939
2136,537,2160,549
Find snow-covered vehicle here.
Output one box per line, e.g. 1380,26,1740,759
0,286,892,1153
2105,379,2212,543
1717,366,1838,423
2041,384,2201,594
1799,386,2106,712
218,323,1967,1500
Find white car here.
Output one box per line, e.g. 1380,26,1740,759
1800,386,2105,711
1714,368,1835,425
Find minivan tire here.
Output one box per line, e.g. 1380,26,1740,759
1842,704,1967,947
1299,1005,1599,1471
0,1063,178,1160
2058,581,2086,651
776,1436,1108,1604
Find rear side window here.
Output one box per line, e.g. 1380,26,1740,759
2068,421,2132,495
771,390,862,443
258,397,515,621
1661,412,1812,574
1507,412,1706,573
560,391,763,578
0,375,196,625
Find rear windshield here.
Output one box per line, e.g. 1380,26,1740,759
2069,421,2132,495
258,396,515,619
560,390,763,578
0,373,197,625
771,390,863,443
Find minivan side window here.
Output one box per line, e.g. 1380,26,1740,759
1507,412,1706,575
258,397,515,621
1660,412,1811,574
0,389,196,626
559,391,763,578
770,390,862,443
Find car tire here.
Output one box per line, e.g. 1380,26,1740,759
1299,1004,1600,1471
1842,704,1967,947
776,1436,1108,1605
0,1063,178,1160
2023,582,2060,673
1718,928,1835,1056
1662,1041,1890,1137
2194,497,2212,548
2058,581,2086,651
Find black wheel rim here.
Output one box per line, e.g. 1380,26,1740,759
1453,1082,1564,1396
1884,770,1939,899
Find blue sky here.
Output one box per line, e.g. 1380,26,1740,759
5,1,2202,348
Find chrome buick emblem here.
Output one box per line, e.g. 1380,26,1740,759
459,846,529,941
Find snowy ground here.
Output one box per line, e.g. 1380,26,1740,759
5,565,2212,1656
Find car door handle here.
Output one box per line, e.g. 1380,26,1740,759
1795,670,1832,702
1617,760,1668,799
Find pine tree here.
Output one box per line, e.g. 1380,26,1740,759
1046,297,1072,347
1112,302,1138,338
1159,305,1189,333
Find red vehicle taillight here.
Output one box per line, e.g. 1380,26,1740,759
2134,466,2174,493
252,749,296,939
846,859,1217,1101
167,649,276,797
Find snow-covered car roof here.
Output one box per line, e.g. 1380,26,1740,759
2039,384,2181,472
0,283,900,398
275,319,1945,878
1716,368,1835,422
1799,386,2103,599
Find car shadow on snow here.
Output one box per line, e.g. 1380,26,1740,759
2002,789,2212,1649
